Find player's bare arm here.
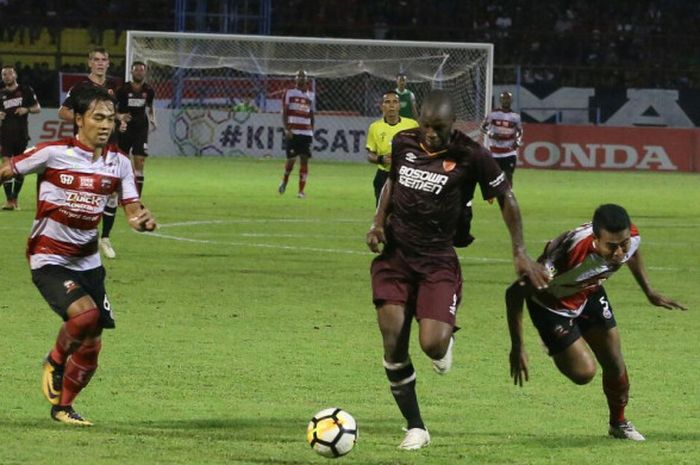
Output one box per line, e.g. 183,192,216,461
124,202,157,232
506,280,535,386
366,179,393,253
627,250,687,310
58,106,74,122
498,190,550,289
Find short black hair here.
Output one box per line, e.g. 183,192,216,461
131,61,146,69
73,85,115,116
592,204,631,236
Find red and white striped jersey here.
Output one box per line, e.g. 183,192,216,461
10,138,139,271
283,87,314,136
483,109,522,158
532,222,641,317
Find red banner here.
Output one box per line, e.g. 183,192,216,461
520,124,700,172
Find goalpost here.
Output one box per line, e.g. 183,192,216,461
126,31,493,159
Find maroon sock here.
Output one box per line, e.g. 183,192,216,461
60,339,101,406
299,164,308,193
603,369,629,425
50,308,100,365
283,159,295,184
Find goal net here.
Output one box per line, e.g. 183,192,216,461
126,31,493,159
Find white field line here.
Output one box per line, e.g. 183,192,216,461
145,219,687,270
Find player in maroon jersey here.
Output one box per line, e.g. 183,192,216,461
115,61,157,196
506,204,686,441
0,65,41,210
0,85,157,426
366,90,549,450
59,47,125,259
279,70,314,198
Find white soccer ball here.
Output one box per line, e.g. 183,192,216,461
306,407,358,458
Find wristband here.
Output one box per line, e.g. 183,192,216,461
377,155,384,165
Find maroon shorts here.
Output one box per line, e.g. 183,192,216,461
370,247,462,326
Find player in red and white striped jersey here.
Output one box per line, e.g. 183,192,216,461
0,85,157,426
278,70,315,198
481,91,522,186
506,204,686,441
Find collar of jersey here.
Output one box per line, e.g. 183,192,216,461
419,142,448,158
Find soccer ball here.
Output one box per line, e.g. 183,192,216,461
306,408,358,458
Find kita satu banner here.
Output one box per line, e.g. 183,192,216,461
27,109,700,172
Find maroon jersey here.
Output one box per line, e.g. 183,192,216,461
1,83,38,143
388,129,508,254
62,77,120,139
115,82,155,129
62,77,120,110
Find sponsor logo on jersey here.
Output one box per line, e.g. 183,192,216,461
2,97,23,110
398,165,448,194
80,177,95,189
59,174,74,185
404,152,417,163
65,191,103,211
127,98,146,107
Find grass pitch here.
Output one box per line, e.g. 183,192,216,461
0,158,698,465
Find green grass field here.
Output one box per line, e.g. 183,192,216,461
1,158,698,465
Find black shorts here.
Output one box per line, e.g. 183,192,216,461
286,134,312,159
31,265,116,329
372,169,389,203
118,124,149,156
1,136,29,158
526,287,617,355
493,155,516,178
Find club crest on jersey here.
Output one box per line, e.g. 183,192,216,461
59,174,74,185
100,178,113,190
442,160,456,172
63,280,78,294
404,152,417,163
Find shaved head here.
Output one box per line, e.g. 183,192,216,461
419,90,456,151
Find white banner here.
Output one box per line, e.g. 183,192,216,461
28,108,376,160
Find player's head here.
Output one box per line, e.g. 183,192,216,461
1,66,17,86
380,90,400,122
418,90,455,151
396,73,407,90
88,47,110,76
73,86,116,149
592,204,632,265
131,61,147,83
295,69,309,88
499,91,513,110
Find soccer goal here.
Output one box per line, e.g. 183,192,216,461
126,31,493,159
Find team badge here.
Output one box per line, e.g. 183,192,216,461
442,160,456,172
63,280,78,294
100,178,113,190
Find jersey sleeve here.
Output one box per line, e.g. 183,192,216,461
117,155,140,205
23,85,38,107
61,84,77,109
115,87,127,112
366,122,378,152
474,147,509,200
11,145,50,176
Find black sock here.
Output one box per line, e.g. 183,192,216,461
3,180,12,200
11,175,24,200
384,358,425,430
102,206,117,238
